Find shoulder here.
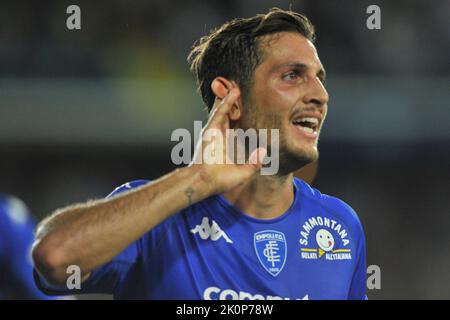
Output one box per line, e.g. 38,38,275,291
294,178,364,237
103,180,183,263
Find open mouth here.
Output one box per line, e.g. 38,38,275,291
292,117,319,134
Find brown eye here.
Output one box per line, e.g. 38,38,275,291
282,71,299,81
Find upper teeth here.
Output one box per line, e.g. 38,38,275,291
299,117,318,125
293,117,319,126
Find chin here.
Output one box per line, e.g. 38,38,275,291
278,145,319,175
292,141,319,161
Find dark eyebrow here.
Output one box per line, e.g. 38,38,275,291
271,62,327,82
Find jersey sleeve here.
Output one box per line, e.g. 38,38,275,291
320,192,368,300
34,180,151,296
347,209,367,300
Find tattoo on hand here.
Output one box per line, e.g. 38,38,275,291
185,187,195,206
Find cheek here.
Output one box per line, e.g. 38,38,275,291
262,78,301,110
273,87,300,110
247,81,300,130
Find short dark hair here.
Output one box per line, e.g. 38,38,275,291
188,8,315,112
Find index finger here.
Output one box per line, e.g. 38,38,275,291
208,88,240,123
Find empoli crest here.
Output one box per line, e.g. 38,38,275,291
254,230,287,277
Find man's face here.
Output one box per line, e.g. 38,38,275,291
241,32,329,175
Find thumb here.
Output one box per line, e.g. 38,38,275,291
247,147,267,171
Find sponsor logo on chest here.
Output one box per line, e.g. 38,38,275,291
299,216,352,261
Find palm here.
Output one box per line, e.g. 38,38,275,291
191,88,266,193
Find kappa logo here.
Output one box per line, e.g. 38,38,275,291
299,216,352,261
190,217,233,244
254,230,287,277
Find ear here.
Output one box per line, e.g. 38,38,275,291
211,77,242,121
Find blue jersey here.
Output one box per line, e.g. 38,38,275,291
35,178,366,300
0,194,54,299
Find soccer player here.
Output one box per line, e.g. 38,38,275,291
0,194,54,299
32,8,366,300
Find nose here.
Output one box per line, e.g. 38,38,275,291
302,76,329,108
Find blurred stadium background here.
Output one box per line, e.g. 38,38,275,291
0,0,449,299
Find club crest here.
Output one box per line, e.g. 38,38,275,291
254,230,287,277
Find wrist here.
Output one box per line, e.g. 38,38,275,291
184,165,218,199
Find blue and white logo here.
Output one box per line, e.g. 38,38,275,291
254,230,287,277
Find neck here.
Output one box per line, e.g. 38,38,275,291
222,173,295,220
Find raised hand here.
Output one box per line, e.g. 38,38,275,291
190,88,267,194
